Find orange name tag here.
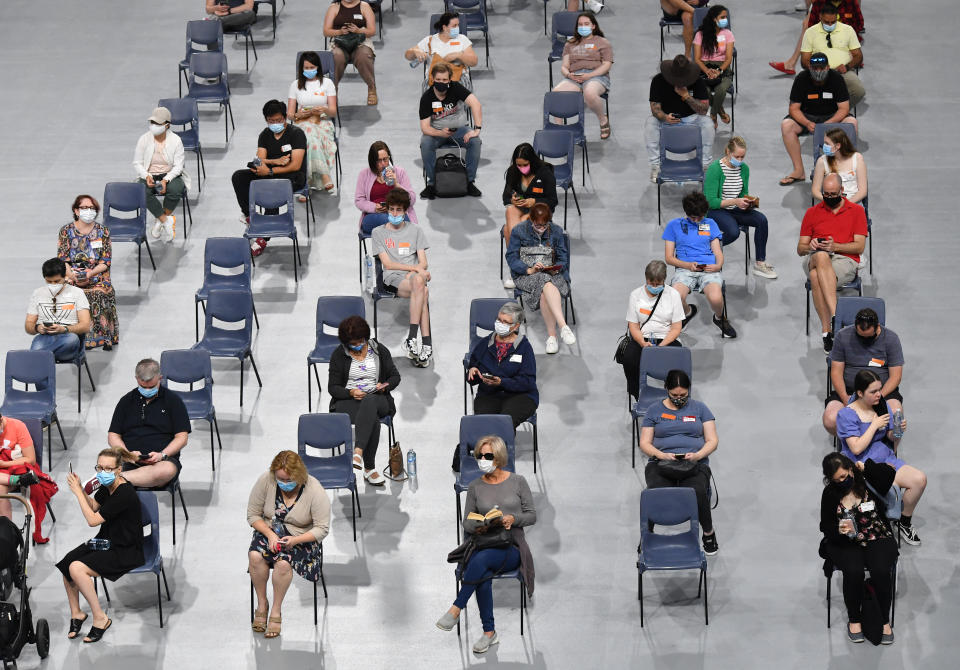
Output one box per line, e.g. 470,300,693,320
585,43,597,50
62,304,75,311
661,413,677,420
698,231,710,236
637,308,652,316
807,93,820,99
532,187,543,194
868,358,885,367
449,41,461,45
843,13,853,18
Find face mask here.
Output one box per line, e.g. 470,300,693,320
47,282,65,295
822,144,835,157
494,321,512,337
348,343,364,351
96,471,116,487
728,156,742,168
670,395,690,409
77,208,97,223
276,479,298,492
577,26,592,37
823,195,842,208
150,124,166,136
303,69,318,79
434,81,449,93
449,26,460,38
646,284,664,295
138,385,159,398
268,122,286,134
717,18,729,29
810,68,829,83
517,165,531,175
477,458,496,474
387,213,405,225
822,22,836,33
834,475,854,492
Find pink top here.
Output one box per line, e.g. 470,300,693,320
693,28,734,62
354,165,419,228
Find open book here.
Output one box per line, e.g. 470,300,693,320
466,508,503,524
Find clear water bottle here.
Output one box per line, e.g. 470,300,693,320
365,255,374,293
381,164,395,186
841,510,858,539
406,448,417,476
409,58,420,69
892,409,904,440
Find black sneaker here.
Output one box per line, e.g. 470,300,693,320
702,533,719,556
420,184,437,200
466,182,482,197
680,304,698,331
17,471,39,487
823,332,834,354
712,314,737,338
899,522,921,546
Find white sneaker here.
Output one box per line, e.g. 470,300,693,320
364,469,385,486
150,221,163,240
161,215,176,242
545,336,559,354
560,325,577,345
416,344,433,368
401,337,421,360
586,0,604,13
503,277,516,290
752,261,778,279
650,165,660,183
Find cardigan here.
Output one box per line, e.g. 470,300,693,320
132,130,191,190
703,158,749,211
468,333,538,405
247,471,331,542
819,458,896,545
354,166,419,227
327,339,401,413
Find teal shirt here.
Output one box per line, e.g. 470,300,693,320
704,159,750,210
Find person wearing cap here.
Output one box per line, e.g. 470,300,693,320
645,55,714,183
133,107,189,243
769,0,864,77
779,52,856,186
799,3,864,108
822,308,904,435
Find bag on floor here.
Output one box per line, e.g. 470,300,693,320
434,152,468,198
383,441,407,481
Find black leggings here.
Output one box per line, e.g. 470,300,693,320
331,394,392,470
473,392,537,431
620,338,682,400
823,537,898,624
644,461,713,532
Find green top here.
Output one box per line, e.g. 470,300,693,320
704,158,750,210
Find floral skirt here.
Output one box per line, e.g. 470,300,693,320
84,285,119,349
514,272,569,311
249,528,322,582
296,119,336,186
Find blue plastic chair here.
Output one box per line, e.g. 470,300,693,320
805,276,863,336
542,91,589,184
0,350,65,469
453,563,527,637
533,129,581,230
245,179,302,283
178,20,223,97
192,288,262,407
637,487,708,626
461,299,511,414
97,492,171,627
307,296,366,411
656,125,704,226
834,296,885,333
547,10,578,87
298,413,360,542
630,347,693,468
444,0,489,66
158,97,205,194
194,237,260,341
454,415,516,542
160,349,222,472
185,52,235,144
102,182,154,287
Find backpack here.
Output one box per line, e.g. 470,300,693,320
434,152,468,198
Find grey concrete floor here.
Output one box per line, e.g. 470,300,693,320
0,1,957,668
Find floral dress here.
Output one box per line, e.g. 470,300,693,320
836,490,894,548
249,486,323,582
57,221,119,349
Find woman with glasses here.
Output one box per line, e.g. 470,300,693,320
436,435,536,654
247,450,330,638
637,369,720,556
354,140,419,234
56,448,144,643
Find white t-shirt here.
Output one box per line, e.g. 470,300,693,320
625,285,686,340
27,283,90,326
416,33,473,59
288,78,337,111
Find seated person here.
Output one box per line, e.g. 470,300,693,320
205,0,256,28
25,258,91,363
663,192,737,338
659,0,708,57
796,173,867,352
819,453,897,644
693,4,734,129
836,370,926,547
371,209,433,367
418,63,482,199
779,52,857,186
327,316,401,486
799,3,864,109
405,11,478,89
466,302,537,431
645,55,714,183
638,369,719,555
106,359,190,490
231,99,307,256
354,140,419,235
770,0,864,75
506,203,576,354
247,450,330,637
620,260,685,400
812,127,866,205
322,0,378,104
0,413,40,520
501,143,557,285
134,107,188,243
704,136,776,279
288,51,338,194
553,10,613,138
823,308,902,434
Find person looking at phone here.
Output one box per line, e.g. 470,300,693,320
663,192,737,338
418,62,483,199
505,203,576,354
205,0,256,29
105,359,190,491
552,10,614,139
796,172,867,353
327,316,401,485
322,0,378,104
645,54,714,183
500,143,557,282
467,302,538,431
638,369,719,556
247,450,330,638
133,107,188,243
355,140,419,234
24,257,92,363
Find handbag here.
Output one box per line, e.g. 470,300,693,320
427,36,465,84
383,441,407,481
614,289,663,364
472,525,513,550
333,32,364,55
656,457,701,481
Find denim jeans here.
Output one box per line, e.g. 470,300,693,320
420,127,481,184
454,546,521,632
707,207,769,262
644,114,714,168
31,332,82,362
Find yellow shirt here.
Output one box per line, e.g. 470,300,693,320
800,21,860,68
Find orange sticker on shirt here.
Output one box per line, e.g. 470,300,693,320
660,413,677,420
61,304,75,311
698,231,710,236
637,308,652,316
449,41,461,45
532,187,543,194
585,43,597,50
807,93,820,99
868,358,885,367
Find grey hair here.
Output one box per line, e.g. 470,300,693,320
498,301,525,326
644,260,668,283
476,435,508,468
135,358,160,382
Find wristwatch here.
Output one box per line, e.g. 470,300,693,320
161,454,169,462
268,167,274,176
473,126,482,132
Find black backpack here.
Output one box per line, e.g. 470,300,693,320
434,152,468,198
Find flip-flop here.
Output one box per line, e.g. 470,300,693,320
779,176,806,186
67,615,88,639
769,61,796,75
83,618,112,643
719,111,730,124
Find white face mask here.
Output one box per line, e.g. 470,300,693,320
77,208,97,223
494,321,512,337
477,458,496,474
150,124,167,136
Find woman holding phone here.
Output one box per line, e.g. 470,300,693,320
323,0,378,104
500,143,557,273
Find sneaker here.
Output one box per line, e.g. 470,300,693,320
416,344,433,367
401,337,421,361
161,214,176,242
420,184,437,200
586,0,604,12
680,304,698,331
713,314,737,338
702,533,719,556
502,277,515,290
881,631,895,645
16,471,39,487
650,165,660,183
239,213,250,225
752,261,778,279
364,469,385,485
472,632,499,654
436,611,459,631
150,221,163,240
250,238,268,257
466,182,482,197
545,336,559,354
847,625,865,643
899,522,921,546
822,332,834,354
83,476,101,495
296,193,307,203
560,325,577,345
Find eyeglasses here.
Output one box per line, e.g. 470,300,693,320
476,453,495,461
496,317,515,327
94,465,119,473
821,191,842,198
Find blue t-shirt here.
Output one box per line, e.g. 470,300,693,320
662,217,721,264
641,398,715,461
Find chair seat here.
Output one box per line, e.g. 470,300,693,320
543,122,585,144
638,534,706,571
245,221,297,238
0,395,55,419
193,338,249,359
130,554,164,575
105,219,146,242
186,83,230,103
177,393,214,420
553,164,573,187
657,160,704,183
307,347,336,365
632,390,668,418
176,128,200,151
195,277,251,302
306,455,356,490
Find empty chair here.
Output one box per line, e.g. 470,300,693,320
245,179,303,282
444,0,489,66
185,52,235,144
454,415,516,541
547,11,578,87
630,346,693,468
193,288,262,406
0,350,66,468
194,237,260,341
102,182,155,287
178,19,224,96
159,97,206,194
307,296,366,411
160,349,222,472
656,125,704,226
542,91,590,184
297,413,361,542
533,129,581,229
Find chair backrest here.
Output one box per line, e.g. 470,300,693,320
4,350,56,396
203,289,254,339
428,13,466,35
298,413,353,453
157,97,199,129
834,296,886,332
315,296,366,357
542,91,585,128
659,125,703,175
533,128,575,163
295,50,338,83
160,349,213,387
446,0,483,14
249,179,294,219
136,491,161,567
22,419,43,471
549,11,578,58
103,182,147,219
640,487,700,536
184,19,224,60
458,415,516,484
189,51,228,81
812,123,857,164
202,237,253,289
467,299,511,354
639,347,693,393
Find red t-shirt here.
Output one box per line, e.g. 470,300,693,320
799,199,868,263
0,417,34,468
369,179,392,205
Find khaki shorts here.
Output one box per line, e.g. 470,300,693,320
801,252,858,286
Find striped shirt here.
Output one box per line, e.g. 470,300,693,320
720,161,743,210
346,347,379,392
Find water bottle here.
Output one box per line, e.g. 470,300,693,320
409,59,420,69
382,164,395,186
892,409,904,440
841,510,858,539
365,255,374,293
406,448,417,476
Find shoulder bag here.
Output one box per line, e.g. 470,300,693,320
333,32,365,55
427,36,465,84
614,290,663,364
656,457,701,481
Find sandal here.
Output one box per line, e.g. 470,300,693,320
599,121,611,140
82,618,112,644
68,615,88,639
779,175,805,186
352,453,364,470
252,607,269,633
264,616,282,638
367,89,378,106
719,110,730,125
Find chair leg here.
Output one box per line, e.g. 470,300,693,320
532,423,539,473
195,300,200,342
170,489,177,546
77,364,82,413
826,571,832,628
563,190,568,230
570,184,581,218
520,580,525,635
248,353,263,387
456,493,462,543
657,184,662,227
54,416,67,451
209,420,215,471
46,502,56,523
351,487,358,542
156,573,164,628
240,358,245,408
805,285,811,336
162,565,171,600
703,568,709,625
319,543,328,599
631,415,637,468
639,571,644,627
292,241,299,282
144,239,157,270
307,364,313,412
45,424,52,473
213,414,223,452
252,298,260,330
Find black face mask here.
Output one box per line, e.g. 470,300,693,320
834,476,854,493
823,195,842,208
670,395,689,409
434,82,449,93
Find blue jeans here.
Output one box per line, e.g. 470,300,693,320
454,546,521,632
31,332,82,362
420,127,481,184
360,213,409,235
707,207,769,262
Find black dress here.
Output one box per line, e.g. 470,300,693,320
56,482,145,582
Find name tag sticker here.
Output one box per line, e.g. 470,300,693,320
807,93,820,100
532,187,543,194
90,240,103,249
717,35,726,42
432,101,443,109
585,43,597,49
637,308,652,316
823,92,834,99
698,231,711,236
398,242,411,256
449,41,461,46
683,416,696,423
353,13,363,19
661,413,677,420
281,144,292,152
859,501,875,513
868,358,885,367
509,354,522,363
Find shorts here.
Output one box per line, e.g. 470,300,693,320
671,267,724,292
783,112,835,136
825,386,903,407
382,268,416,289
122,454,183,479
563,69,611,92
802,252,858,285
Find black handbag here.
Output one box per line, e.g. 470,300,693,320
656,457,701,481
614,289,663,364
472,526,513,550
333,32,364,55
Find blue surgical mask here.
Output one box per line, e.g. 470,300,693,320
449,26,460,38
387,213,405,225
717,18,729,29
729,156,743,167
577,26,592,37
138,385,159,398
822,22,836,33
96,471,116,487
647,284,665,295
302,69,318,79
822,144,834,156
276,479,297,492
348,343,364,351
268,122,286,134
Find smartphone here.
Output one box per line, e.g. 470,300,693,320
481,373,496,381
42,321,53,328
670,113,682,120
247,156,262,170
696,263,706,271
816,237,828,243
69,461,73,474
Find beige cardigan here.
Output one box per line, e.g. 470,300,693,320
246,471,331,543
132,130,191,191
